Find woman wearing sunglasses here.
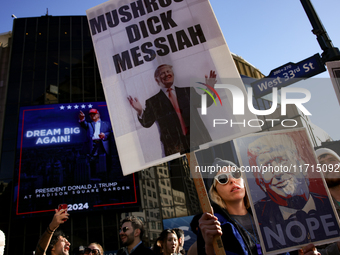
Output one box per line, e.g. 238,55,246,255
197,158,319,255
84,242,103,255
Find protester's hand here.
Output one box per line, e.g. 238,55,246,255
99,133,105,139
79,110,85,121
49,209,69,231
199,210,222,254
298,243,320,255
205,70,217,88
127,96,143,116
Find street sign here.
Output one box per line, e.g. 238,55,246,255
251,53,326,97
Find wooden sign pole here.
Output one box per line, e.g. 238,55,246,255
186,152,225,255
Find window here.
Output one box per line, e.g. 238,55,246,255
149,200,153,208
158,222,162,230
153,192,156,198
148,190,151,196
151,222,156,229
163,188,166,194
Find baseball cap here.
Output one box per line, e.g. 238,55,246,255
315,148,340,162
89,109,99,114
206,158,239,190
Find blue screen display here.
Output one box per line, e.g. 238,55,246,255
14,102,139,216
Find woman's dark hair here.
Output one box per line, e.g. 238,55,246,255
152,229,177,255
46,230,66,255
190,213,203,235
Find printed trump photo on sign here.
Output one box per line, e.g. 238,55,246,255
233,128,340,255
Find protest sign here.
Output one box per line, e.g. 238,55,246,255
234,128,340,254
86,0,260,175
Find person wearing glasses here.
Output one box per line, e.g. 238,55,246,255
197,158,319,255
117,216,155,255
84,243,104,255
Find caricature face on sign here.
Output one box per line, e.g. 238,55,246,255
234,128,340,255
248,134,310,205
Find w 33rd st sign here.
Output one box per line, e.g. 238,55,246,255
251,53,326,98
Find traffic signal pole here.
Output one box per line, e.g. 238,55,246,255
300,0,340,63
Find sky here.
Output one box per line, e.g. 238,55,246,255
1,0,340,141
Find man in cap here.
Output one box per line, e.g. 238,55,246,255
79,109,113,178
315,147,340,255
117,216,154,255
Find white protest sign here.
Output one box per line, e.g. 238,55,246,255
87,0,260,175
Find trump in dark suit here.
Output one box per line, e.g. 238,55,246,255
79,109,113,178
128,64,216,156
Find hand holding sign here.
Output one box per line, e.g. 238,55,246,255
298,244,320,255
199,211,223,254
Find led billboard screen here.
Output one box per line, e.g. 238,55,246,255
14,102,139,216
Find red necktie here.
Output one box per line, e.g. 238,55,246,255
167,88,188,135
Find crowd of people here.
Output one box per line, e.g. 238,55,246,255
33,147,340,255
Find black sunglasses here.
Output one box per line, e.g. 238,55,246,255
214,170,242,186
119,226,129,233
84,248,100,255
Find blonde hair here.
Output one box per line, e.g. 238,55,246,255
209,180,250,210
88,242,104,255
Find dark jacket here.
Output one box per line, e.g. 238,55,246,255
117,242,155,255
138,86,212,156
80,119,112,155
197,203,260,255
